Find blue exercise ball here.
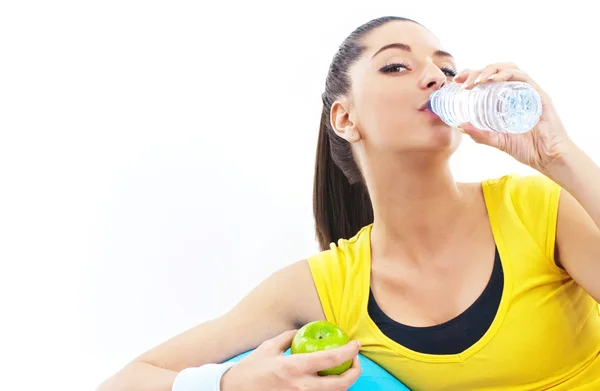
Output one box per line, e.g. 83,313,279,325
224,349,411,390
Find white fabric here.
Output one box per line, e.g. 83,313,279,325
172,362,236,391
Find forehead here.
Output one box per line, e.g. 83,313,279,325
360,21,443,56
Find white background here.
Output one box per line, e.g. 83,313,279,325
1,1,598,390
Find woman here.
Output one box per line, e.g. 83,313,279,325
98,16,600,391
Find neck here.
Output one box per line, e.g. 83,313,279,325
364,152,473,263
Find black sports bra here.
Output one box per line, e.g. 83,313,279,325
367,247,504,355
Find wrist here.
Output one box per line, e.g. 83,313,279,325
218,363,238,391
539,138,581,179
172,362,236,391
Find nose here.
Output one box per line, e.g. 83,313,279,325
418,60,447,91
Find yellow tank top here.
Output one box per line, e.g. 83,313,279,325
307,174,600,391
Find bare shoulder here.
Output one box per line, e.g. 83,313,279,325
232,259,327,328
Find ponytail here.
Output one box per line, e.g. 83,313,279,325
312,105,373,251
310,15,417,251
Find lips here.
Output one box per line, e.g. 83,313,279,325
418,100,431,111
418,98,441,119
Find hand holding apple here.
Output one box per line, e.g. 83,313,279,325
291,320,354,376
220,327,361,391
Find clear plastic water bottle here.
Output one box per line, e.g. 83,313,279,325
428,81,542,133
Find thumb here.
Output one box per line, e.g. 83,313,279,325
256,329,298,356
459,123,501,148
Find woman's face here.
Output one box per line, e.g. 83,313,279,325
333,21,461,155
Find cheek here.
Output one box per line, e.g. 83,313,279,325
356,91,417,142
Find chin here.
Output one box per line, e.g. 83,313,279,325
379,122,461,154
420,123,461,151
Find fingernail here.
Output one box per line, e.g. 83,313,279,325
474,74,482,84
457,126,466,133
356,340,361,348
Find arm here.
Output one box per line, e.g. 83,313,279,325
96,259,326,391
543,141,600,302
454,64,600,300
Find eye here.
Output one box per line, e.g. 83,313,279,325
440,66,457,77
380,62,410,73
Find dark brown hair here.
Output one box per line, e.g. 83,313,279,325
313,16,417,251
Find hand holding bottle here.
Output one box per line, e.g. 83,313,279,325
451,62,573,173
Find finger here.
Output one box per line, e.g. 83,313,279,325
473,62,520,86
317,355,362,390
463,70,483,90
474,63,511,83
474,68,496,85
256,329,298,355
294,340,361,373
458,122,478,132
488,68,538,88
487,69,550,102
459,123,502,149
453,69,473,83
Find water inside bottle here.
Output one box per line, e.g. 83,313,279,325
428,81,542,133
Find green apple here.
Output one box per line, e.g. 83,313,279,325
290,320,353,376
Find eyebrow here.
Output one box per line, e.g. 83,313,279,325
371,43,454,59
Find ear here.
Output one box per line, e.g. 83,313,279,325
330,100,361,143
